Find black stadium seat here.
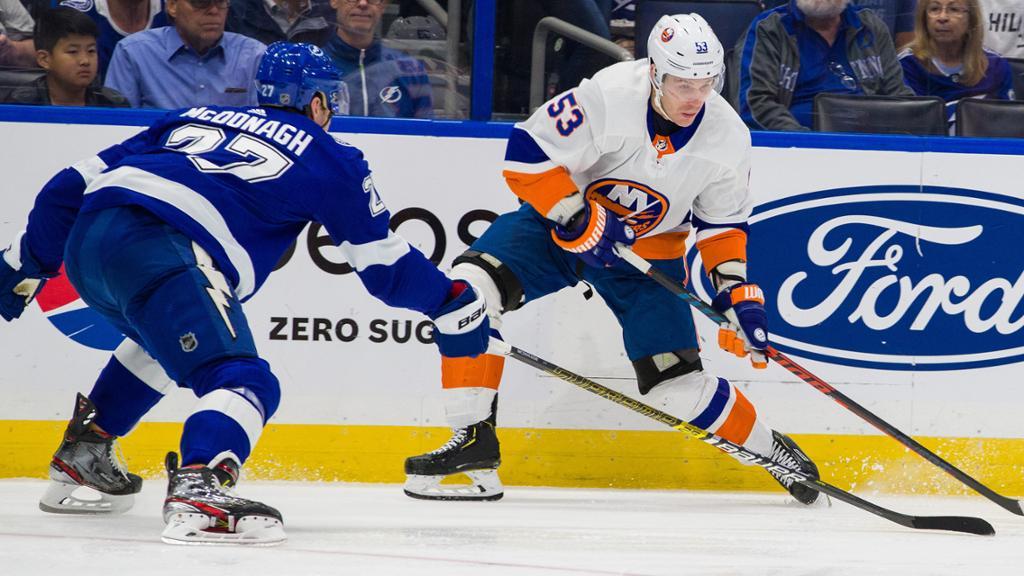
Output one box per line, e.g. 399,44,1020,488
1006,57,1024,101
812,93,947,136
634,0,764,60
956,98,1024,138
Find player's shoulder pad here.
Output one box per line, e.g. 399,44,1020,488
585,60,650,137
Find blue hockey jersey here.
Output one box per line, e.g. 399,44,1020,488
23,105,452,315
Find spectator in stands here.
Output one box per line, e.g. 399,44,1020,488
979,0,1023,58
735,0,913,131
322,0,432,118
3,7,127,106
226,0,333,46
764,1,919,47
899,0,1013,126
59,0,168,82
104,0,266,109
852,0,918,47
0,0,38,67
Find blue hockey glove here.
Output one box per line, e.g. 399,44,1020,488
0,234,49,322
430,280,490,358
711,283,768,369
551,199,636,268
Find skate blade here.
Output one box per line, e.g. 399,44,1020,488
161,514,287,546
404,470,504,501
38,482,134,515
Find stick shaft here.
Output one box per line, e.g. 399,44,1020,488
498,341,993,535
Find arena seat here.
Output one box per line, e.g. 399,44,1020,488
956,98,1024,138
812,93,947,136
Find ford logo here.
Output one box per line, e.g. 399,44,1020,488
690,186,1024,371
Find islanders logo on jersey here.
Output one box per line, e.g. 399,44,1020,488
585,178,669,237
689,185,1024,371
35,266,122,352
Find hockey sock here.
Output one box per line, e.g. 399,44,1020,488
181,389,263,466
89,341,174,436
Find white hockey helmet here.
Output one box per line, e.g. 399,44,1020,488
647,13,725,95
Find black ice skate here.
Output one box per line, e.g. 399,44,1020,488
161,451,286,546
767,430,821,505
39,393,143,515
404,411,502,501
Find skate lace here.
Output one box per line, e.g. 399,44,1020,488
429,427,468,455
769,441,802,487
109,440,131,478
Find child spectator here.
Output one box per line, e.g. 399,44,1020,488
3,7,127,106
59,0,169,82
899,0,1013,128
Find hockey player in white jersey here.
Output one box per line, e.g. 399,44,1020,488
0,42,491,545
404,14,821,504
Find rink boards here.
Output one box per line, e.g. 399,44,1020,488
1,108,1023,496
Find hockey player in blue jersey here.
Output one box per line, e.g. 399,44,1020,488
0,42,490,545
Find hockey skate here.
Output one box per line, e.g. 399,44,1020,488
404,412,503,501
767,430,821,505
39,393,143,515
161,451,286,546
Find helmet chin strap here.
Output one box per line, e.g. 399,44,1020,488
649,71,673,122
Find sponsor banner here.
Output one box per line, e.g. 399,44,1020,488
2,121,1024,440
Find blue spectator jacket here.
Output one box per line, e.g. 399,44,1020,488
735,0,912,131
322,35,433,118
899,47,1015,127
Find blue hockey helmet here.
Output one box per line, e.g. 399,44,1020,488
255,42,349,115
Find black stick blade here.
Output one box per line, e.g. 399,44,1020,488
911,516,995,536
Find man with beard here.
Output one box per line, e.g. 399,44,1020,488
735,0,913,131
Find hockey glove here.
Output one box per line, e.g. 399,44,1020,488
711,283,768,369
0,233,49,322
552,199,635,268
430,280,490,358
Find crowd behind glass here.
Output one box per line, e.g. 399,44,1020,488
0,0,1021,135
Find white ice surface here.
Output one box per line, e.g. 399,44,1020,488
1,479,1020,576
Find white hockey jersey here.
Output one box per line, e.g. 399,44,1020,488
502,59,752,273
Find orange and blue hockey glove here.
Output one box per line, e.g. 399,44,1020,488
551,199,635,268
711,283,768,369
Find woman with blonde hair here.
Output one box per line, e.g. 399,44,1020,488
898,0,1014,127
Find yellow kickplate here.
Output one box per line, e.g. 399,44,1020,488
2,420,1020,496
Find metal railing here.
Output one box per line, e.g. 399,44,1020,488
529,16,633,112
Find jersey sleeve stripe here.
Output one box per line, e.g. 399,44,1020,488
502,158,559,175
84,166,257,299
71,156,109,186
338,231,411,271
695,228,748,273
504,127,552,164
503,165,579,217
632,231,690,261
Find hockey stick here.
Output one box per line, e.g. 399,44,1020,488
488,339,993,535
615,246,1024,517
